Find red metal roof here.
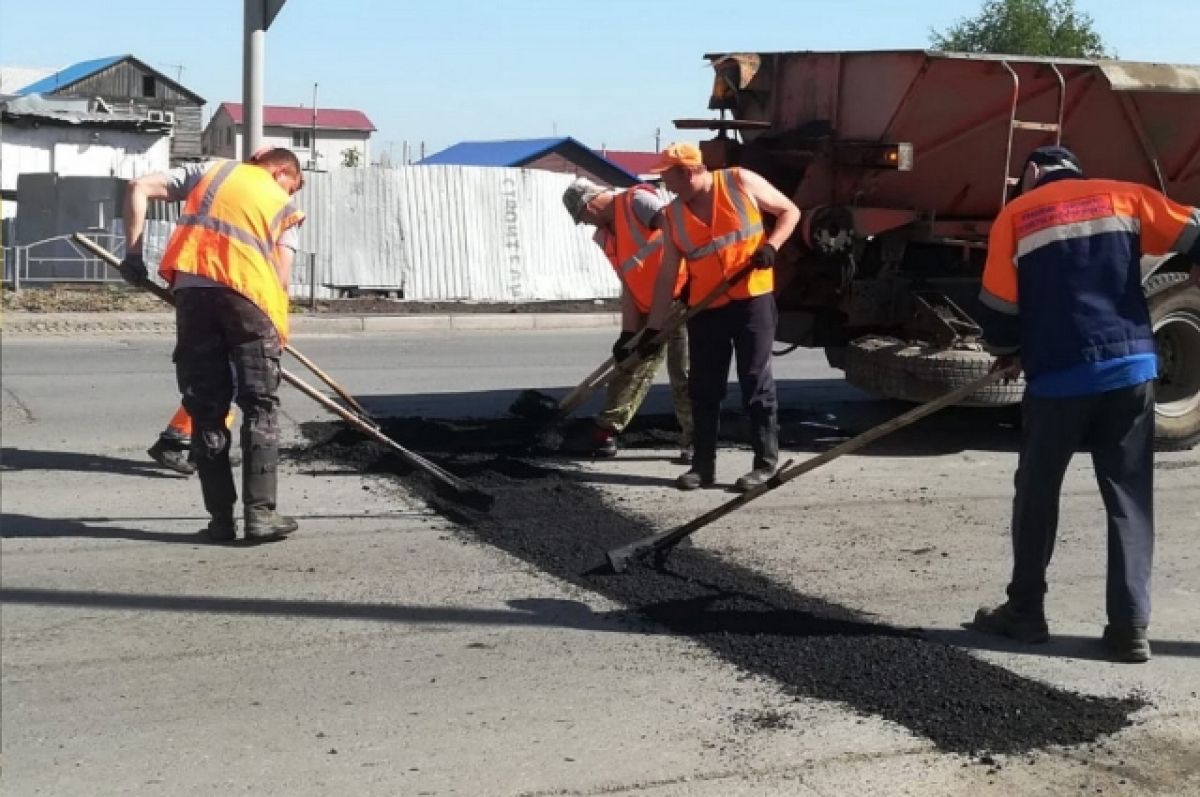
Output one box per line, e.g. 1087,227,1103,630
217,102,376,132
602,150,661,177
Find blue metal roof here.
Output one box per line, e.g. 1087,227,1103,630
419,137,638,182
419,137,569,166
18,55,126,95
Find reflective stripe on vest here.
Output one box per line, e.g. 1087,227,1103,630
174,161,299,264
667,169,768,308
668,177,763,262
161,161,304,341
616,197,663,276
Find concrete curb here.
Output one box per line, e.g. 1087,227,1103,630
1,311,621,337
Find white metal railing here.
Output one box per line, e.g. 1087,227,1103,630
2,232,130,290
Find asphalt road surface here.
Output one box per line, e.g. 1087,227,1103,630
3,328,1198,795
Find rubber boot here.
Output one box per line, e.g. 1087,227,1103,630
734,407,779,493
242,431,296,541
677,402,718,490
193,428,238,527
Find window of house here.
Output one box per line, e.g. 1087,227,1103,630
227,128,234,147
163,111,175,125
141,75,156,97
292,130,311,148
147,109,164,122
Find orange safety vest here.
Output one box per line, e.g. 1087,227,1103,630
608,186,686,313
160,160,305,341
665,168,768,309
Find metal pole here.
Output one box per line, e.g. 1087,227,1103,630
309,252,317,309
243,0,265,160
310,82,318,169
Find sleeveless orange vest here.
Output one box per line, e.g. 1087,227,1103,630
160,160,305,341
608,186,686,313
665,168,768,309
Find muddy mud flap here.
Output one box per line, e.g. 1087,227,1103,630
843,336,1024,408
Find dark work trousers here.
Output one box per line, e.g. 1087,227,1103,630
686,292,779,475
174,288,283,522
1006,380,1155,627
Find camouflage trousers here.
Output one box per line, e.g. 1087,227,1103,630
595,322,692,446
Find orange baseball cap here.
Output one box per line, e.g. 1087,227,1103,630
649,142,704,173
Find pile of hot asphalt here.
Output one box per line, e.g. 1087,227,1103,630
292,411,1144,757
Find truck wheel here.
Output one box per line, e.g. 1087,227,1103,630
1147,272,1200,450
843,336,1025,407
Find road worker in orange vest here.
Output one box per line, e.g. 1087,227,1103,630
562,177,693,462
643,143,801,492
120,148,306,544
147,405,237,475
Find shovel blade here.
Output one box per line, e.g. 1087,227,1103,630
604,529,673,574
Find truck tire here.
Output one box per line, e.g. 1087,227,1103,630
1146,272,1200,450
843,336,1025,407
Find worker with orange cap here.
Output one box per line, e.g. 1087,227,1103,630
643,143,800,492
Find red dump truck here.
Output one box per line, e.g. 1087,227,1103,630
676,50,1200,448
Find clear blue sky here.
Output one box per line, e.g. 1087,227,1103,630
2,0,1196,161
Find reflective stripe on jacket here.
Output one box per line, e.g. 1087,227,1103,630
665,168,768,309
160,160,305,341
609,185,685,313
980,176,1200,379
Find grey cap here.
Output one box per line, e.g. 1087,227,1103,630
562,177,606,223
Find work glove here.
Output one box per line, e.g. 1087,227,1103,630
118,252,148,285
748,243,777,270
635,328,663,360
611,330,637,362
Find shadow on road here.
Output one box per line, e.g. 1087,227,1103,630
302,380,1024,464
1,513,206,545
929,626,1200,662
1,447,183,479
0,588,617,633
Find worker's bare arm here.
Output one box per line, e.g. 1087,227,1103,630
739,169,800,250
123,173,174,254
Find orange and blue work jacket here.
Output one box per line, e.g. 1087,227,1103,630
665,168,769,310
602,185,686,313
161,160,305,341
981,174,1200,396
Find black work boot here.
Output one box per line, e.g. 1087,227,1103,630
971,601,1049,644
676,469,715,490
678,402,718,491
199,515,238,544
244,509,298,541
734,407,779,493
586,424,618,458
1102,624,1151,663
242,434,295,541
193,429,238,525
148,435,195,475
